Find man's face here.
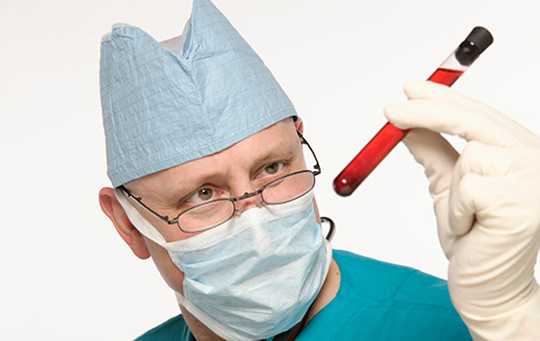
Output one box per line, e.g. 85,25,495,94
99,118,321,293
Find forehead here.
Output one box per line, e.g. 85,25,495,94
127,118,298,192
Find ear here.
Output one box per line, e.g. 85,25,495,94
293,116,304,134
98,187,150,260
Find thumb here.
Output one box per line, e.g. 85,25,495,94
401,128,459,197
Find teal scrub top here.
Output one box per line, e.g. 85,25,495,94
135,249,472,340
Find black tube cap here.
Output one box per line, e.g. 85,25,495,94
455,26,494,66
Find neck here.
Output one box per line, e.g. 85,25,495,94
181,258,341,341
287,258,340,339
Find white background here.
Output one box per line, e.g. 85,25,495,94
1,0,539,340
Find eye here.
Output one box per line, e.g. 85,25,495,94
181,185,227,208
264,161,285,175
197,187,214,201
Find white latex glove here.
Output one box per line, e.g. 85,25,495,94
384,80,540,341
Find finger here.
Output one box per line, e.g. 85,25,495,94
428,140,511,255
401,128,459,259
403,80,466,103
403,80,539,147
385,99,517,147
448,169,508,238
448,172,479,237
432,189,456,259
402,128,458,196
448,143,499,237
403,80,502,116
457,141,513,177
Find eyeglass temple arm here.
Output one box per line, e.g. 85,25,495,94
117,130,320,223
296,131,321,175
118,185,179,225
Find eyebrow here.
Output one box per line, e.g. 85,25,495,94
249,143,297,175
164,141,298,204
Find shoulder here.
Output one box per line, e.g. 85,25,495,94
135,314,194,341
332,249,422,300
304,250,472,340
333,249,452,301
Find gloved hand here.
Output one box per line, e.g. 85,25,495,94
384,80,540,341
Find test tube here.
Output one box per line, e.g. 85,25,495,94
333,26,493,197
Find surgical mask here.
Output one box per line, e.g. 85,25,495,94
115,188,332,341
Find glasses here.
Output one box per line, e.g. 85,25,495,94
119,132,321,233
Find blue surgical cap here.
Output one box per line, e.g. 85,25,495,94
100,0,296,187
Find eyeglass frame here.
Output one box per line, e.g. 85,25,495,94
118,131,321,233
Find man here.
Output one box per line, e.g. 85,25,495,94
98,0,540,340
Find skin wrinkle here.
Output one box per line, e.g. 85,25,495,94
98,117,341,341
134,142,297,210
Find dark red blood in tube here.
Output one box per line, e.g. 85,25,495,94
333,26,492,197
427,68,464,86
333,68,464,196
333,122,407,196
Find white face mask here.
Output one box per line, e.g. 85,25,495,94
115,189,332,341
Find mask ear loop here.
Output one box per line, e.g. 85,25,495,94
321,217,335,241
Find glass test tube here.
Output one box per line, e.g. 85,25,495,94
333,27,494,197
